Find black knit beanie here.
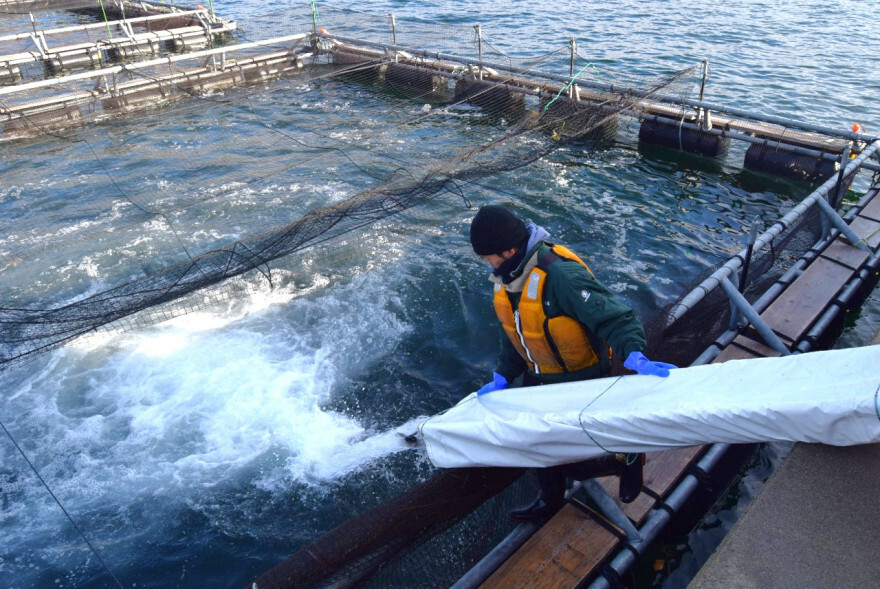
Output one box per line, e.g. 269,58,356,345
469,205,530,255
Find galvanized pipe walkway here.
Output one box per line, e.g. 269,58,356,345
465,167,880,588
0,9,234,84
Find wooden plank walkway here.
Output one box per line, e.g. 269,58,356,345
480,447,703,588
478,183,880,588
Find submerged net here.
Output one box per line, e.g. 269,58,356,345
643,206,826,367
253,467,530,589
0,2,702,368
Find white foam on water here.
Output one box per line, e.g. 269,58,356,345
0,268,416,550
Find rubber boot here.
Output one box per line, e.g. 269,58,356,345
508,457,625,522
508,467,567,522
565,455,643,503
617,453,645,503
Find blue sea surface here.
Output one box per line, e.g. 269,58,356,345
0,1,878,587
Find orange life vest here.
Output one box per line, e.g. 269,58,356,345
493,244,605,375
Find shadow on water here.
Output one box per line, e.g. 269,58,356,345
636,141,727,177
637,140,814,203
734,168,817,200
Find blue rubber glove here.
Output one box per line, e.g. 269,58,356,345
477,372,509,395
624,351,677,377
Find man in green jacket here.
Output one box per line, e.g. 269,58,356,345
469,204,674,522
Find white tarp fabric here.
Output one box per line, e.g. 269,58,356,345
418,346,880,469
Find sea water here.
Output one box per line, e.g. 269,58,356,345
0,1,878,587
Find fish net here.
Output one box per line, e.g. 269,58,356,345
0,2,702,369
252,467,531,589
643,206,827,367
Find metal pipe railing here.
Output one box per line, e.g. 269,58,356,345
687,97,878,144
318,36,879,171
588,444,732,589
0,10,213,44
668,140,880,324
583,479,642,541
637,113,880,173
691,254,815,365
691,174,880,364
315,32,876,144
814,196,868,251
794,251,880,353
0,33,309,97
718,276,791,355
451,520,540,589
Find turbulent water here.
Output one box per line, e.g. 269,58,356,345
1,1,878,588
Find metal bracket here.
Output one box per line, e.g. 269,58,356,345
580,479,642,542
474,24,482,78
814,192,869,251
719,275,791,355
28,32,48,58
390,13,397,46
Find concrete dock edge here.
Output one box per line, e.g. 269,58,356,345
688,440,880,589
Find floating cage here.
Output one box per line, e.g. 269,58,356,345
744,141,838,183
639,116,731,158
454,77,526,118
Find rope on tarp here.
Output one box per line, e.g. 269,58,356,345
577,376,625,453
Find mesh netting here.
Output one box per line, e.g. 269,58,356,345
643,206,826,367
252,467,531,589
0,2,702,369
643,149,872,366
0,0,114,14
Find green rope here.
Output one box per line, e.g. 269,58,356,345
542,61,599,112
206,0,216,19
310,0,321,32
97,0,112,40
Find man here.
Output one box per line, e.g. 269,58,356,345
469,204,674,522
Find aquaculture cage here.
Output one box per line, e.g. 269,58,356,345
2,3,879,588
0,2,708,368
3,2,874,370
251,142,880,589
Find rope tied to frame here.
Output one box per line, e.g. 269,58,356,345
97,0,113,40
543,61,599,112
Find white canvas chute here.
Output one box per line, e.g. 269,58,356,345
418,345,880,469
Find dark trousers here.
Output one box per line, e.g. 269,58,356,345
520,372,625,509
537,455,622,510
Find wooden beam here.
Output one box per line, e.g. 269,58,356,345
760,255,863,342
480,503,619,589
